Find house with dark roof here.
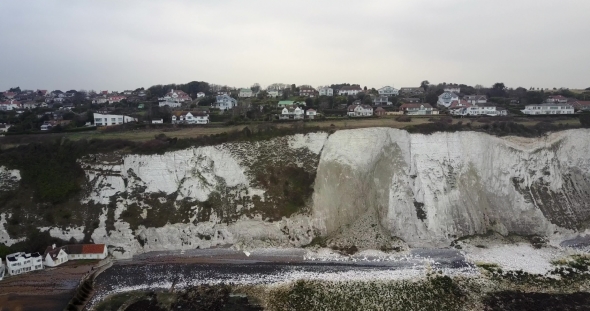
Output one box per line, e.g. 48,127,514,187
402,98,421,103
43,245,69,267
347,103,373,117
400,103,439,115
399,87,424,95
373,95,391,105
63,244,108,260
338,85,363,96
374,107,387,116
172,111,210,124
280,106,304,120
464,95,488,104
546,95,568,103
299,86,317,97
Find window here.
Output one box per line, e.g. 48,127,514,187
95,118,102,121
111,118,116,123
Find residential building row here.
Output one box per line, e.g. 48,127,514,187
1,244,107,279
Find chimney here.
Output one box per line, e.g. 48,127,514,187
52,244,56,250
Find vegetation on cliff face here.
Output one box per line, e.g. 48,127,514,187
0,127,326,254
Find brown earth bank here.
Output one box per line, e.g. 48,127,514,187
0,260,99,311
484,292,590,311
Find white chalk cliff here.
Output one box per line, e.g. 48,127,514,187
4,129,590,256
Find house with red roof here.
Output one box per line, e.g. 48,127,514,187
108,95,126,104
43,243,108,267
2,92,16,99
347,103,373,117
0,100,21,111
569,100,590,111
160,89,192,102
299,86,317,97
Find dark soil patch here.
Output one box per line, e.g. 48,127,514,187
484,291,590,310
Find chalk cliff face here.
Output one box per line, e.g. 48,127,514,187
312,129,590,248
2,129,590,256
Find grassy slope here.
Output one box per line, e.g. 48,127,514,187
2,116,580,145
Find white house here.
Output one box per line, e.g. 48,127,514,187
347,104,373,117
40,121,53,131
338,85,363,96
22,101,37,109
378,86,399,96
464,95,488,104
43,246,69,267
280,106,304,120
521,103,575,115
63,244,108,260
159,89,191,102
239,88,253,98
444,86,461,93
267,90,280,98
196,92,206,98
151,119,164,124
318,87,333,96
306,108,317,119
546,95,568,103
159,98,182,108
172,111,209,124
373,95,392,105
452,103,507,116
0,123,11,134
6,252,43,276
400,103,439,115
437,92,460,107
214,95,237,110
92,97,108,104
94,113,137,126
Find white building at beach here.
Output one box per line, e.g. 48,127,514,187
5,252,44,276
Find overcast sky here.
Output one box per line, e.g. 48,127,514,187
1,0,589,92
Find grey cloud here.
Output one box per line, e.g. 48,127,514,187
0,0,588,91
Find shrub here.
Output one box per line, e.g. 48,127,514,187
396,116,412,122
